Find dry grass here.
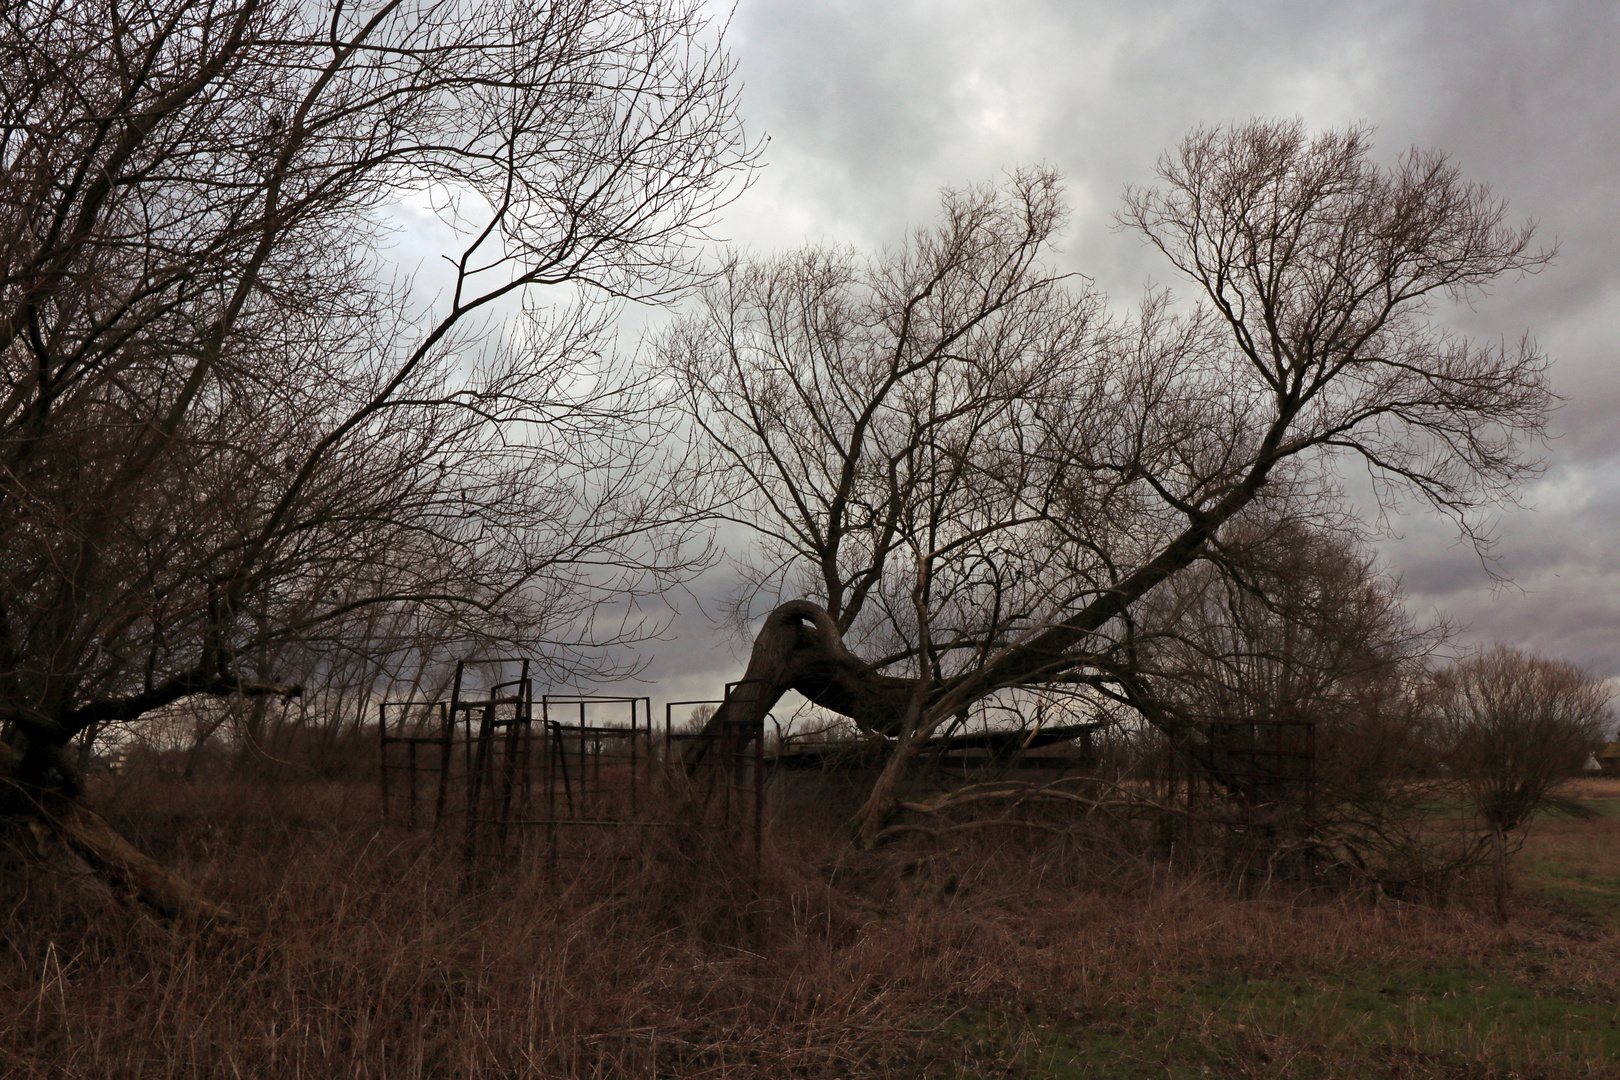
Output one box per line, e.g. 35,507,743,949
3,777,1618,1078
1553,775,1620,802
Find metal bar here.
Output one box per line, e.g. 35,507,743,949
754,703,764,856
447,661,466,816
378,701,389,823
554,718,574,816
544,699,558,879
434,702,451,828
498,696,520,848
407,739,419,830
463,700,496,859
519,662,533,820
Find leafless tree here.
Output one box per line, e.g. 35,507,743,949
0,0,754,915
1113,519,1476,885
667,168,1103,651
672,121,1553,847
1118,519,1439,760
1435,646,1612,918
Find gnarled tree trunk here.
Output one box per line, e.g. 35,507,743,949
683,601,919,760
696,592,1277,847
1,733,237,923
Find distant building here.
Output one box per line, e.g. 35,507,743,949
84,751,128,776
1601,743,1620,776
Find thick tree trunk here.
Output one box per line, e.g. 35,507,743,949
709,476,1277,843
183,711,233,782
231,695,274,775
50,801,236,922
700,469,1278,835
1,728,236,924
685,601,919,768
853,681,933,848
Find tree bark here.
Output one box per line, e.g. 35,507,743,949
3,720,237,924
853,680,933,848
703,566,1254,841
685,601,918,768
48,801,236,923
2,681,300,921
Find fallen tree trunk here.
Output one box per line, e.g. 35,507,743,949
2,730,236,925
48,801,236,923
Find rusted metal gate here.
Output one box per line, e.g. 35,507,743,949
377,699,451,830
378,664,761,858
664,680,770,854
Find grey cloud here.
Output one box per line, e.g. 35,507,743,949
637,0,1620,695
1382,458,1620,672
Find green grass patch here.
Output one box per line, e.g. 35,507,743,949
922,804,1620,1078
1518,858,1620,927
1569,797,1620,819
936,960,1620,1078
1518,804,1620,928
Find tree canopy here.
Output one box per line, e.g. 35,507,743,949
669,121,1554,845
0,0,754,909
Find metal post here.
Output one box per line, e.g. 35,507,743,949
378,701,389,824
464,700,496,860
753,706,765,856
721,685,735,824
555,718,575,816
498,691,520,849
518,668,533,821
446,661,466,819
546,716,558,880
407,739,419,830
434,702,451,828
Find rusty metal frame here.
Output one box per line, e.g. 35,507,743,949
664,680,770,854
379,665,770,868
378,698,450,829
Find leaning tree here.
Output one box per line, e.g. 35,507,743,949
669,122,1553,846
0,0,754,915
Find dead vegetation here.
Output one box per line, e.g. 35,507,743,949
4,776,1618,1079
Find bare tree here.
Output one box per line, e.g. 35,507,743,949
1436,647,1612,918
667,168,1103,649
673,121,1553,847
0,0,754,915
1113,519,1478,886
1120,518,1442,768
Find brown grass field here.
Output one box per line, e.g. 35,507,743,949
3,776,1619,1078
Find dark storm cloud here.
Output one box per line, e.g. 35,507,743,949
639,0,1620,694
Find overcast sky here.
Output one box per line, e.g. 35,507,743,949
625,0,1620,703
